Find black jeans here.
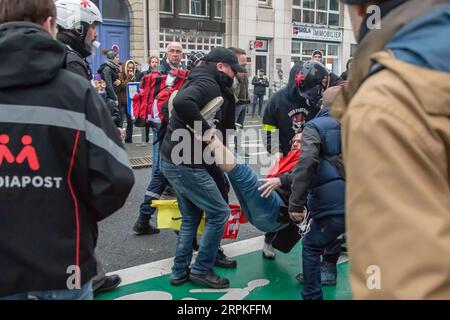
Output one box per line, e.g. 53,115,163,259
252,94,265,117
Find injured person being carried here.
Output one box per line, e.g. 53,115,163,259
204,131,304,235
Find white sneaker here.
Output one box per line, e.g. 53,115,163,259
262,242,276,260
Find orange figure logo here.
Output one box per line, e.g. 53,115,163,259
15,135,40,171
0,134,15,166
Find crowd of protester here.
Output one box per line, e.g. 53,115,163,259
1,0,449,301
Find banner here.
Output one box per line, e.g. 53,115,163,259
126,82,140,120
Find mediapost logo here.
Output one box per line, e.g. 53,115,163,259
0,134,63,189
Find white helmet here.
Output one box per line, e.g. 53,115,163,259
55,0,103,30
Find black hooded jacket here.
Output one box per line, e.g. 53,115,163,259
0,22,135,297
263,62,320,156
57,32,92,81
97,60,120,102
160,63,235,167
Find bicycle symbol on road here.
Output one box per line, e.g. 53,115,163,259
115,279,270,300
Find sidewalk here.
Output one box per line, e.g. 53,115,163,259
124,117,264,168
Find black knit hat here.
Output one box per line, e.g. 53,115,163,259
312,50,323,58
187,51,207,70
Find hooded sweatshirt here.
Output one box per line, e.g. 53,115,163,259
0,22,134,297
160,63,234,167
97,60,121,102
263,62,320,156
387,4,450,73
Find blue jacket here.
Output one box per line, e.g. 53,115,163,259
289,107,345,219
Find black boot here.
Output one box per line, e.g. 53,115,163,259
133,214,160,235
214,247,237,269
94,275,122,296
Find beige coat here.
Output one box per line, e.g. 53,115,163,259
333,0,450,299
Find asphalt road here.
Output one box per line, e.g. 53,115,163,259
96,118,274,273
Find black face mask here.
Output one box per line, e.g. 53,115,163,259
218,71,235,88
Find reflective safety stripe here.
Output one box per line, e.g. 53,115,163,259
263,124,278,132
145,191,161,199
85,122,130,169
0,104,131,169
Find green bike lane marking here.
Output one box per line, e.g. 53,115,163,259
96,236,351,300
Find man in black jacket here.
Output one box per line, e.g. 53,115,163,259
262,60,329,258
55,0,125,296
0,0,134,300
160,47,246,289
251,69,270,118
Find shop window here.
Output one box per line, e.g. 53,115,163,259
293,0,340,26
292,41,340,73
160,0,174,14
91,0,129,21
102,0,129,20
329,13,339,26
330,0,339,11
292,41,301,54
258,0,271,7
293,8,301,22
178,0,209,17
327,44,338,56
303,10,315,23
317,0,328,11
191,0,207,16
179,0,189,14
351,44,357,56
303,41,326,56
215,0,223,18
303,0,314,9
160,28,224,60
316,11,327,25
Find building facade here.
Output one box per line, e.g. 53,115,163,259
92,0,356,79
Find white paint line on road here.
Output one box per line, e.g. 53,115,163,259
107,236,265,287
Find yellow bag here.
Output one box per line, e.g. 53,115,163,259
152,200,206,235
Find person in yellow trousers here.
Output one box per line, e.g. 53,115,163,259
334,0,450,299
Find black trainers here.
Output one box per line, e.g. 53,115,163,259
170,272,191,286
214,247,237,269
133,215,160,235
94,275,122,296
190,270,230,289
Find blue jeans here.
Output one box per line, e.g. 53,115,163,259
235,103,248,126
227,164,287,233
1,281,93,300
252,94,265,117
119,103,133,142
139,128,169,216
301,216,345,300
161,160,230,278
